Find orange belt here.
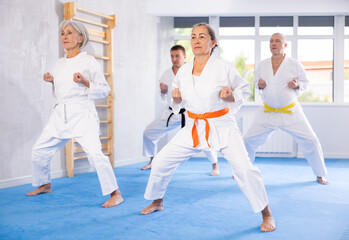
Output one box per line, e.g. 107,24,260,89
187,107,229,148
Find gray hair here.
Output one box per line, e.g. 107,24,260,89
59,20,89,49
271,33,287,43
192,22,218,54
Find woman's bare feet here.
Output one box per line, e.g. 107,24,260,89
260,205,276,232
141,199,164,215
317,176,329,185
26,183,52,196
102,189,124,208
210,163,220,176
141,157,153,170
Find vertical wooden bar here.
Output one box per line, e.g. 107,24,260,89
106,15,116,167
65,139,75,177
64,2,76,20
64,2,77,177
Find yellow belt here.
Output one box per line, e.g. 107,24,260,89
264,101,297,114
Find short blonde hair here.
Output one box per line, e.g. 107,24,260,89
59,20,89,49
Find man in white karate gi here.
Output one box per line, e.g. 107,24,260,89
244,33,328,184
142,45,220,176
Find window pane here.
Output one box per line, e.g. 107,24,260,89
298,27,333,35
175,40,194,62
261,41,292,60
220,17,255,36
345,27,349,35
298,39,333,102
174,17,209,28
220,39,255,101
259,27,293,36
219,27,255,36
345,39,349,102
345,16,349,35
174,28,192,36
260,16,293,35
298,16,334,35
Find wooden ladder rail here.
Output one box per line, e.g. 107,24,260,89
64,2,116,177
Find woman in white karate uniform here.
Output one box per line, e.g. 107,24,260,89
141,23,275,232
142,45,220,176
26,20,123,208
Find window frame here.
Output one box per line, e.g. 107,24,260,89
173,15,349,105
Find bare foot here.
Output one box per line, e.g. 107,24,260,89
317,176,329,185
102,189,124,208
210,163,220,176
260,205,276,232
141,162,152,170
141,157,153,170
141,199,164,215
26,183,52,196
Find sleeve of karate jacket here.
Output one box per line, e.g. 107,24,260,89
227,62,251,113
295,60,310,96
171,70,184,114
158,70,168,101
87,57,111,100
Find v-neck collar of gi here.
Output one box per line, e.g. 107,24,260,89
271,55,287,77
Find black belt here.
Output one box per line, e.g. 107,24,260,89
167,107,186,128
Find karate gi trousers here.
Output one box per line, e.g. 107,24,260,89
244,104,327,177
144,126,269,213
31,115,118,196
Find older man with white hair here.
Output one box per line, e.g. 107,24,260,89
243,33,328,185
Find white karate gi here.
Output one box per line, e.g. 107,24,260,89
143,67,218,164
144,56,269,213
244,56,327,177
31,52,118,196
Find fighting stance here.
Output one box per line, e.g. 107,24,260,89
27,20,123,207
244,33,328,185
142,45,220,176
141,23,275,232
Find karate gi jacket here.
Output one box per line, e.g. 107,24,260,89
171,56,250,151
43,52,110,139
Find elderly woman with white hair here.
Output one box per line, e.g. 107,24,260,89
26,20,123,208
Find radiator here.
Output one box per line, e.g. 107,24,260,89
241,116,296,155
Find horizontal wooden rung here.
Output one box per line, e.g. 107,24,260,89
73,136,111,142
76,6,114,20
87,28,106,38
73,142,108,154
95,104,111,108
89,37,109,44
104,72,110,77
100,136,111,140
100,120,111,124
73,155,87,160
88,53,110,61
72,16,109,28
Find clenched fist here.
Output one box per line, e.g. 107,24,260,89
160,83,168,94
73,72,89,87
43,72,54,83
288,78,299,89
219,87,234,102
258,79,266,89
172,88,182,103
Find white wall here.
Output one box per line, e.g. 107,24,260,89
0,0,173,188
147,0,349,16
